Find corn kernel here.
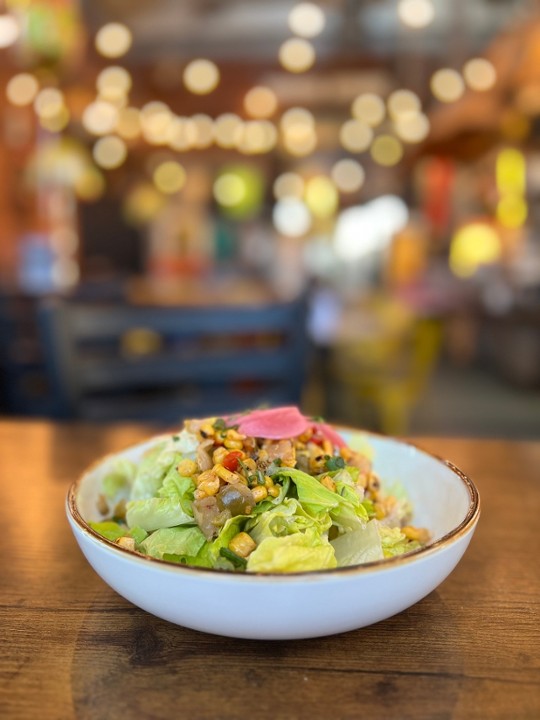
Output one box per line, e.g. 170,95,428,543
116,536,136,551
214,463,240,484
228,532,256,558
226,428,246,441
212,447,229,464
267,485,280,497
177,458,198,476
224,438,243,450
200,423,215,437
251,485,268,503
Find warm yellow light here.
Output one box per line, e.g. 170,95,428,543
497,196,528,228
282,125,317,156
394,112,430,143
74,167,106,202
280,107,315,131
450,223,501,277
191,114,214,149
288,2,326,38
430,69,465,103
331,159,365,193
371,135,403,166
116,107,141,140
95,23,132,59
496,148,526,196
279,38,315,73
387,89,421,119
92,135,127,169
273,172,304,200
82,100,119,136
167,116,197,151
140,101,173,145
39,105,70,133
183,59,220,95
153,161,187,194
6,73,39,107
463,58,497,92
34,88,64,119
213,114,243,148
124,184,166,225
305,176,339,219
244,86,278,119
0,13,20,48
340,119,373,153
213,173,247,207
351,93,385,127
96,66,132,101
237,121,277,154
397,0,435,29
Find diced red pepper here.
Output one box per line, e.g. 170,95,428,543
222,450,243,471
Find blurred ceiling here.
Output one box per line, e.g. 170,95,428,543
81,0,530,63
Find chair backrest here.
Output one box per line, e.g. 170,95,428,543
38,296,309,424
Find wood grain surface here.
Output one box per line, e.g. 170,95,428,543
1,420,539,720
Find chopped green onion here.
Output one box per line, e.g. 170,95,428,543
219,547,247,568
325,455,345,471
213,418,227,431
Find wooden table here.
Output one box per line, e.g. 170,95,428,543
1,421,539,720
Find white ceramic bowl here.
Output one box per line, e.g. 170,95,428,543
66,429,480,640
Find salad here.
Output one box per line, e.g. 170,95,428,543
90,407,430,573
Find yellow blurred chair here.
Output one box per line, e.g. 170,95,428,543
331,306,442,436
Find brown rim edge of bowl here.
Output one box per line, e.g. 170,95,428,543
66,429,481,580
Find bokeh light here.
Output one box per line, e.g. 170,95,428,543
214,173,247,207
273,172,305,200
305,176,339,219
463,58,497,92
92,135,127,169
140,101,173,145
183,59,220,94
450,223,501,277
397,0,435,29
82,100,119,136
214,114,243,148
331,159,365,193
124,183,166,225
340,119,373,153
288,3,326,38
116,107,141,140
279,38,316,73
273,198,311,237
394,112,430,143
0,13,20,48
430,69,465,103
244,86,278,119
351,93,385,127
167,116,197,151
96,66,132,102
497,196,528,228
34,88,65,119
95,23,132,59
39,105,70,133
153,161,187,194
387,89,421,119
6,73,39,107
192,114,214,149
370,135,403,166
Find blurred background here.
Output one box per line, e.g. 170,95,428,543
1,0,540,437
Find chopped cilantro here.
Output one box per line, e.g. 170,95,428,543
213,418,227,431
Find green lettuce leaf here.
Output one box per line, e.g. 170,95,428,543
330,520,383,566
129,442,172,500
125,496,193,531
247,497,330,545
246,528,337,573
140,525,206,560
89,521,148,546
379,526,421,557
102,458,136,500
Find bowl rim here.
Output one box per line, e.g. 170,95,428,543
67,427,481,580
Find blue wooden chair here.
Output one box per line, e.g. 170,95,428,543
37,296,309,424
